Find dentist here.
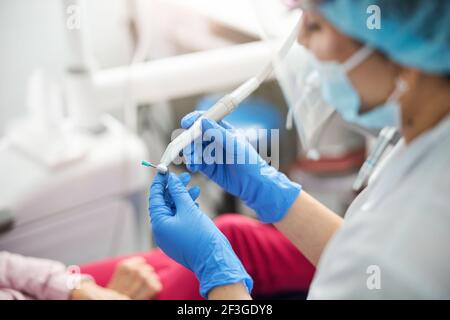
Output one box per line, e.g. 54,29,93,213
149,0,450,299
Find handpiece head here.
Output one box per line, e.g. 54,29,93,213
141,160,168,174
156,164,168,174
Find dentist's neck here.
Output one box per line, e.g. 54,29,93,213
400,71,450,144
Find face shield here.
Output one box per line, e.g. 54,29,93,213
251,0,337,159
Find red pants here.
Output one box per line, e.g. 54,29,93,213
80,214,315,299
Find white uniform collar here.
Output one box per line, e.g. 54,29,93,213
361,113,450,213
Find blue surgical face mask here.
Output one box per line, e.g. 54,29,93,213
312,45,406,129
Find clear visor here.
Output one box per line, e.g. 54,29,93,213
252,0,336,157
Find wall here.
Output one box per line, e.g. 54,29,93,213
0,0,132,136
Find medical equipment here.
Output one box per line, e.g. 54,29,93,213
310,45,397,130
0,0,282,264
283,49,337,157
254,8,365,158
157,21,300,172
141,160,168,174
0,114,151,265
141,160,158,169
352,127,400,191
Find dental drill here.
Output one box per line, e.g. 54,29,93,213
151,22,300,174
141,160,168,173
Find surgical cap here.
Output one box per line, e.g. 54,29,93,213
316,0,450,75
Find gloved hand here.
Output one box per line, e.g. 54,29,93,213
181,111,301,223
149,172,253,298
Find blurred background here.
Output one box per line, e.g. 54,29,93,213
0,0,366,266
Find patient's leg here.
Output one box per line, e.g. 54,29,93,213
80,214,315,299
213,214,315,297
80,248,201,299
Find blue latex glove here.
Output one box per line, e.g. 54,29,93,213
149,172,253,298
181,111,301,223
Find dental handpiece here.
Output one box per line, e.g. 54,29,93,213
141,160,168,174
157,76,263,173
156,21,301,174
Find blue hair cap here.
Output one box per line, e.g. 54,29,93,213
318,0,450,75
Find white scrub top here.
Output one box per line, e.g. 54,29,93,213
308,114,450,299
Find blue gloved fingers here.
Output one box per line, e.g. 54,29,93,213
178,172,191,186
183,143,202,172
181,110,234,131
183,153,201,173
165,172,189,207
181,111,203,129
149,173,168,206
149,172,253,300
183,138,204,173
201,118,236,148
167,177,199,205
186,161,202,173
218,119,234,130
167,173,196,211
162,173,200,213
182,141,196,172
163,188,172,206
188,185,201,202
178,172,200,201
149,173,171,218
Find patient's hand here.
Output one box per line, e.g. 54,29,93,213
70,280,130,300
107,257,162,300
